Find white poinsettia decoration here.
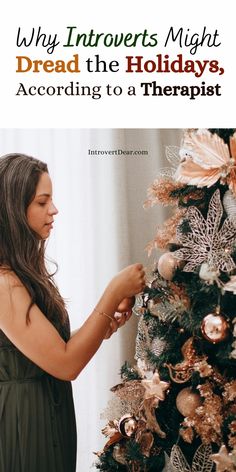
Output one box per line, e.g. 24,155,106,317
174,189,236,273
175,129,236,194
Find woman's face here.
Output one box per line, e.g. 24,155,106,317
26,172,58,239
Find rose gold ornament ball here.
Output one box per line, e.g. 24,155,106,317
176,387,202,417
118,415,138,438
201,313,229,344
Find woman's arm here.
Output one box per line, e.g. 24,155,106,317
0,264,145,381
71,297,135,339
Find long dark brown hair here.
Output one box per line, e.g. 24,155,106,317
0,153,67,324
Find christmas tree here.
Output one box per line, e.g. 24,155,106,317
95,129,236,472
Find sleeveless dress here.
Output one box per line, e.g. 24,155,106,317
0,314,77,472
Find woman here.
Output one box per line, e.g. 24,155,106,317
0,153,145,472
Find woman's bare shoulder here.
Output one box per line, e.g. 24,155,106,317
0,269,26,298
0,269,30,322
0,268,23,287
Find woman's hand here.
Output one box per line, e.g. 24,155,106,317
108,264,146,304
116,296,135,313
104,310,133,339
104,296,135,339
103,268,145,339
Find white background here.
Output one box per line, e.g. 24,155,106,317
0,0,234,128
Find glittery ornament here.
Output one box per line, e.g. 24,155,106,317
158,252,178,280
201,309,229,344
100,395,135,422
111,381,145,405
194,359,213,378
176,387,202,417
181,337,197,359
141,372,169,403
182,382,223,445
118,414,138,438
223,380,236,402
164,337,207,383
211,444,236,472
164,362,194,384
150,337,167,357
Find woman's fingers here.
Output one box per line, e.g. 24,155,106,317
115,313,126,327
104,310,132,339
115,310,132,327
125,310,132,321
116,297,135,313
104,319,118,339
